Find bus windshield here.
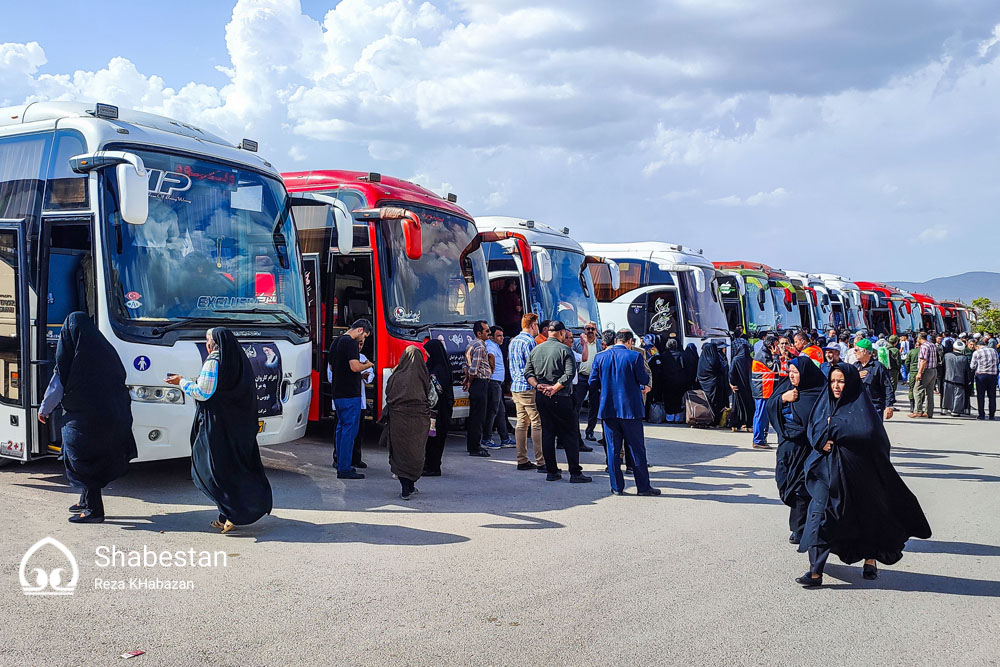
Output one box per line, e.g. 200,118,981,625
104,149,306,327
380,205,491,329
531,248,600,329
677,271,729,337
745,278,776,334
771,286,802,330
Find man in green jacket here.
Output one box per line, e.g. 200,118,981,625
904,344,921,413
887,335,902,393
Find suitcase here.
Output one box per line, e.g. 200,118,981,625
684,389,715,427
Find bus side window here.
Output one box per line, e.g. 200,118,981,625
0,132,52,236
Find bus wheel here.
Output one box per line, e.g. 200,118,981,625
0,458,16,469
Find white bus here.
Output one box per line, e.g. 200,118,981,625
0,102,315,464
581,241,730,354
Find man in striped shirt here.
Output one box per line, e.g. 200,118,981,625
911,332,938,418
508,313,545,471
464,320,494,457
970,339,998,420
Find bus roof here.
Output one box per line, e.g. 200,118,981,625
474,216,584,253
713,263,769,280
579,241,713,270
854,281,908,298
282,169,473,219
0,101,277,174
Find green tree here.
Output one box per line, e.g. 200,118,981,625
971,297,1000,334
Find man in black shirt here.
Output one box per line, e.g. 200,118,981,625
854,338,895,419
331,319,373,479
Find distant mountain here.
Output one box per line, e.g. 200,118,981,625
887,271,1000,304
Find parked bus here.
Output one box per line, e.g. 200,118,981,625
283,170,491,421
909,292,947,332
581,241,729,353
854,281,919,336
474,217,614,336
939,301,972,333
0,102,312,465
713,264,776,340
814,274,867,332
784,270,834,331
715,261,805,332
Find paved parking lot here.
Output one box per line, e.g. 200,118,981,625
1,414,999,666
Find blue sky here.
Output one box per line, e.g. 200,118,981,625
3,0,1000,282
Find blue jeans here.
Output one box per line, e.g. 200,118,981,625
603,417,652,493
334,398,362,472
753,398,769,445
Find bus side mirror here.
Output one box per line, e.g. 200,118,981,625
606,258,620,291
70,151,148,224
516,238,533,274
117,159,149,225
534,247,553,282
288,193,354,254
401,215,422,260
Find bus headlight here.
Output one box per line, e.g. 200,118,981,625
291,376,311,396
129,385,185,404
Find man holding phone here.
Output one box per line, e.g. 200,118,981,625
330,319,374,479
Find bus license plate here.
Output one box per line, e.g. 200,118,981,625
258,420,265,433
453,398,469,408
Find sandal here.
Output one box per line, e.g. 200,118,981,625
221,520,236,534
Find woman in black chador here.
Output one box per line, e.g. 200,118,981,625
796,363,931,587
728,338,754,432
422,339,454,477
39,312,137,523
167,328,272,533
766,356,826,544
696,341,731,425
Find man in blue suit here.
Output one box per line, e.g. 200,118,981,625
589,330,661,496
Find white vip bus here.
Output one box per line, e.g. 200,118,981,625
0,102,315,465
580,241,730,354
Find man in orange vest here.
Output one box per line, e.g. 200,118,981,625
794,330,825,366
751,334,779,449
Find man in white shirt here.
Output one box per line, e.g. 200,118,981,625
573,321,605,442
483,326,516,448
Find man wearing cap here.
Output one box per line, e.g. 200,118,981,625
886,335,902,392
524,321,592,483
820,343,841,377
855,338,894,419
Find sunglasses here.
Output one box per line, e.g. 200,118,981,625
585,327,596,331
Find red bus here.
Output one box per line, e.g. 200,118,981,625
908,292,947,332
939,301,973,333
283,170,493,421
854,281,920,336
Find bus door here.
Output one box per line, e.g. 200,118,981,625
302,253,324,421
0,222,32,462
36,216,95,453
489,274,524,337
323,253,375,417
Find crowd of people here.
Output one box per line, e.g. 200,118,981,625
46,307,997,587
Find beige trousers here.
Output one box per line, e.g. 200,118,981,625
512,390,545,466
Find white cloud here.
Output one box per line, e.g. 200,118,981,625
918,225,949,242
2,1,1000,280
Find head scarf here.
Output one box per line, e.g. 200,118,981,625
385,345,430,410
208,328,249,393
942,339,954,355
56,312,128,414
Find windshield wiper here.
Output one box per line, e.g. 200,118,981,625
151,317,235,336
213,307,309,336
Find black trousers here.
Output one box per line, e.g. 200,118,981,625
576,375,601,436
808,546,830,576
482,380,502,442
81,487,105,516
789,495,809,538
536,392,582,475
976,374,998,419
466,378,488,453
424,402,453,473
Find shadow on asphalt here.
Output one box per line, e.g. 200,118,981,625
903,539,1000,557
822,563,1000,597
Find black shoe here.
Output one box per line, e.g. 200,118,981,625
516,462,537,471
585,433,597,441
546,473,563,482
355,461,368,469
610,490,624,496
469,449,491,457
68,512,105,524
579,443,594,453
624,467,634,476
862,563,878,580
400,491,411,501
795,572,823,588
69,503,88,513
422,469,442,477
598,437,606,445
570,474,592,484
977,416,986,420
789,533,801,545
539,466,558,474
337,470,366,479
556,444,564,449
636,488,661,496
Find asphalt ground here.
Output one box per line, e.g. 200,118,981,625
1,407,998,666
